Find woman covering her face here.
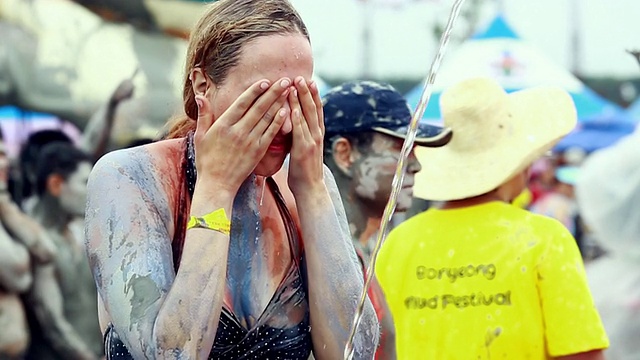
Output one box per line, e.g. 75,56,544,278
84,0,379,359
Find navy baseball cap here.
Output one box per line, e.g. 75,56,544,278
322,81,452,147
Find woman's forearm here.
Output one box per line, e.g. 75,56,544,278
151,185,234,359
295,185,379,360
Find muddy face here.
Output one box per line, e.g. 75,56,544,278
351,133,421,214
59,162,92,217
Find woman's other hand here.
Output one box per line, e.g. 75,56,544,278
287,76,325,196
193,78,291,195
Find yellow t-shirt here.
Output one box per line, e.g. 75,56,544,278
376,201,608,359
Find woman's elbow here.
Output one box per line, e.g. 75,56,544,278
151,318,205,359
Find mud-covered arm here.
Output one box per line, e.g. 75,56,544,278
0,224,32,293
85,149,234,359
0,196,57,264
297,165,379,360
80,77,135,160
79,105,114,160
27,263,98,360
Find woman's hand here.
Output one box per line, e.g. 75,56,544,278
193,78,291,195
287,76,325,196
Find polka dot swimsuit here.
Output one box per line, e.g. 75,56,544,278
104,265,311,360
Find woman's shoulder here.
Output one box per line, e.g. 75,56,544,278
90,139,184,194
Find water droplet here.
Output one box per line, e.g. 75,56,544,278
259,177,266,206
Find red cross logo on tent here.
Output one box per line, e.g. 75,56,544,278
492,50,523,77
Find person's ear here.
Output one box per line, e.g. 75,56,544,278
190,67,208,96
46,174,64,197
332,137,357,177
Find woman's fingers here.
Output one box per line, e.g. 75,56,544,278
309,80,325,134
260,107,289,147
220,79,272,126
249,86,290,136
294,77,321,139
239,78,291,132
289,87,311,142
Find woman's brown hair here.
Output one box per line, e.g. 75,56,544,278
165,0,310,139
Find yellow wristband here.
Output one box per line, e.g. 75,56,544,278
187,208,231,235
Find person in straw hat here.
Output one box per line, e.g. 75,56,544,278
375,77,609,359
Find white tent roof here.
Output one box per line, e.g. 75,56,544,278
406,15,621,122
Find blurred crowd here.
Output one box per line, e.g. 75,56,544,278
0,77,155,360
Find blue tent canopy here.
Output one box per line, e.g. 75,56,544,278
554,117,637,153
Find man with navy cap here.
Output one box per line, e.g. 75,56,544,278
322,80,451,359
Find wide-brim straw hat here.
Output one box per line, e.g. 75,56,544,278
414,77,577,201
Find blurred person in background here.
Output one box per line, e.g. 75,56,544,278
0,130,35,359
530,165,604,261
577,126,640,359
377,78,608,359
0,128,58,359
527,156,557,206
13,131,74,212
24,143,101,360
530,166,580,236
321,80,451,359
